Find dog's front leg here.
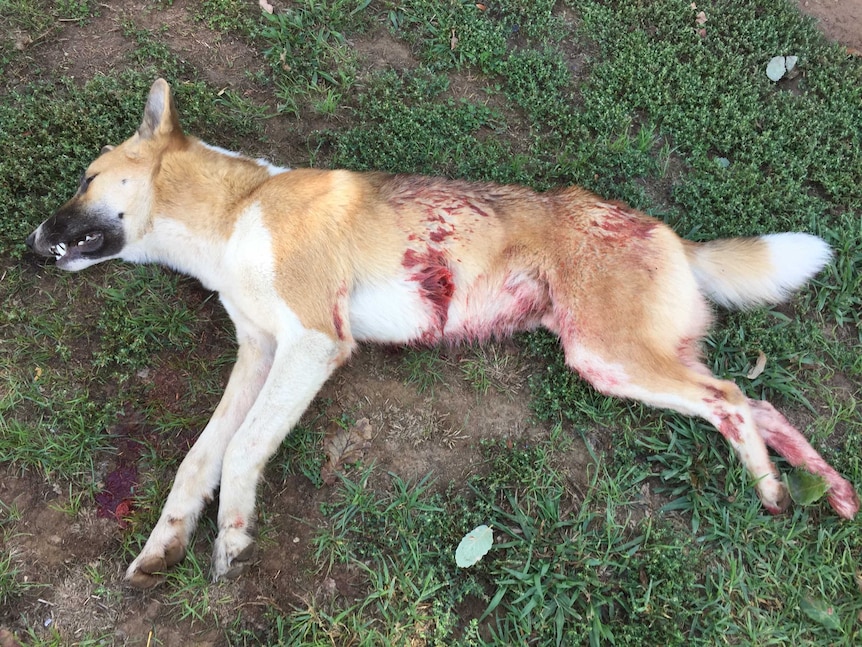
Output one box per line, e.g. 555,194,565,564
210,329,341,581
125,327,275,589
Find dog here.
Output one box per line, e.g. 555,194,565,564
26,79,859,588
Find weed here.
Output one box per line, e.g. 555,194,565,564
459,343,524,398
260,0,372,116
196,0,262,36
399,347,447,394
0,549,33,614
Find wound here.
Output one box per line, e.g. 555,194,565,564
403,248,455,336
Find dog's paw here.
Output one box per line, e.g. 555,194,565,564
827,481,860,520
211,528,256,582
759,477,791,516
125,536,187,589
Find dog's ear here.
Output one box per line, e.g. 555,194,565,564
139,78,181,140
100,145,114,155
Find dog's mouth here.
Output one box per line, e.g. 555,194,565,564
49,231,104,267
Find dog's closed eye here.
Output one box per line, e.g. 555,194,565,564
79,173,97,193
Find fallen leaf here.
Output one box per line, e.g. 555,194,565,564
450,27,459,51
746,351,767,379
766,55,798,82
455,525,493,567
784,469,830,506
259,0,274,14
695,11,707,25
320,418,373,485
799,595,842,631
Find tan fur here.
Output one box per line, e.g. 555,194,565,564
25,79,858,587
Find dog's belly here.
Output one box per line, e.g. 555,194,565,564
348,276,436,343
349,270,549,345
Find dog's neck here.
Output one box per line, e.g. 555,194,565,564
123,140,285,290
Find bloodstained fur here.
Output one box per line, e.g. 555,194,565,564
403,247,455,339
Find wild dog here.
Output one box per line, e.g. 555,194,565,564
26,79,859,587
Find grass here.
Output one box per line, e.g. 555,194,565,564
1,0,861,644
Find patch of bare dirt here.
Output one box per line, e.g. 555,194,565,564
27,1,264,91
797,0,862,53
352,26,417,72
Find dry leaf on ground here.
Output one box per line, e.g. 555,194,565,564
747,351,767,379
320,418,373,485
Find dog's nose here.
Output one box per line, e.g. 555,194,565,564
25,231,36,249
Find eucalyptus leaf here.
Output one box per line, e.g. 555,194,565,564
455,524,493,568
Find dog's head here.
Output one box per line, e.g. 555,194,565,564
26,79,184,271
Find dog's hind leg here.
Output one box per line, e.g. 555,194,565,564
564,341,792,514
749,399,859,518
210,328,343,581
125,323,276,589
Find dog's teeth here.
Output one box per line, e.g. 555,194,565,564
85,234,95,242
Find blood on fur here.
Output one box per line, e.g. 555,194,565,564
713,409,744,443
332,285,348,341
403,248,455,338
332,304,345,340
446,272,550,343
592,202,657,241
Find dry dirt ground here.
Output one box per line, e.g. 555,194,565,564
1,1,860,645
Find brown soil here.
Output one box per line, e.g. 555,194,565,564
798,0,862,53
1,1,858,644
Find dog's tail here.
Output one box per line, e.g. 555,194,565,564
685,233,832,309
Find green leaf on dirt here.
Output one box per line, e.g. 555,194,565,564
799,595,842,631
455,524,493,568
784,469,830,506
